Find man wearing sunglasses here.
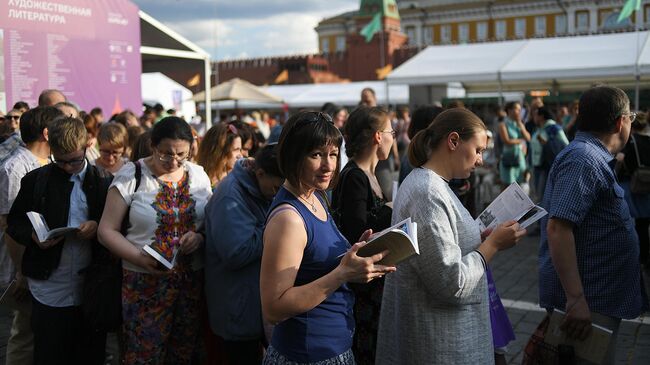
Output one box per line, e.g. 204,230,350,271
7,116,112,365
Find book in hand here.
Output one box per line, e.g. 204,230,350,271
356,217,419,266
544,309,613,364
26,211,79,242
476,182,547,231
142,243,179,270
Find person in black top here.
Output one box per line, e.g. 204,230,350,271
332,106,394,364
619,113,650,268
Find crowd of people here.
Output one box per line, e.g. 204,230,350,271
0,84,648,365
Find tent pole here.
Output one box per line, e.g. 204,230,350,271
497,71,504,107
205,57,212,130
634,20,641,111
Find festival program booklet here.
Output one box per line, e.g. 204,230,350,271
545,309,613,364
356,217,419,266
142,243,179,270
476,182,547,231
26,211,79,242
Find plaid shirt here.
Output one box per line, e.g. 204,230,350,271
538,132,648,319
0,133,25,167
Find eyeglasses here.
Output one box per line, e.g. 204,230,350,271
6,115,20,120
52,149,86,167
380,129,396,137
625,112,638,123
99,148,125,157
155,148,190,163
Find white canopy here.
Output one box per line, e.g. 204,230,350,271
388,31,650,92
208,81,409,109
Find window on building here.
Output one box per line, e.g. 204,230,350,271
441,24,451,44
555,14,567,34
495,20,507,40
576,11,589,32
423,26,433,45
321,38,329,53
406,26,416,45
535,16,546,36
336,36,346,52
515,18,526,38
477,22,488,41
458,23,469,43
646,5,650,24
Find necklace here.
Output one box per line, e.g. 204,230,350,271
298,194,318,213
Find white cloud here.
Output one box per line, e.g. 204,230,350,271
150,3,356,60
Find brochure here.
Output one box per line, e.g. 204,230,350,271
476,182,547,231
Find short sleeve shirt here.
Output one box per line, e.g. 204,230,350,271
110,159,212,273
538,132,648,319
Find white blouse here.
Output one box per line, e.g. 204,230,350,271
110,159,212,273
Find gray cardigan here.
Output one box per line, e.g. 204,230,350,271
376,168,493,365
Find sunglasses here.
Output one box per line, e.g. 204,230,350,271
227,123,238,135
6,115,20,120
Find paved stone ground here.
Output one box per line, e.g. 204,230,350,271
491,234,650,365
0,234,648,365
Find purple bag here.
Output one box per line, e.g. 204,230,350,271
486,267,516,348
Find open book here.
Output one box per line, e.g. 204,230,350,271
545,309,613,364
356,217,419,266
142,243,179,270
476,182,547,231
27,211,79,242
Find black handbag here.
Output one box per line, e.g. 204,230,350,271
501,147,520,168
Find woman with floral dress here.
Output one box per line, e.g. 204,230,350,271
98,117,212,365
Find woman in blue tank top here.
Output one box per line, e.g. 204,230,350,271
260,111,397,365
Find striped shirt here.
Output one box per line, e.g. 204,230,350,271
538,132,648,319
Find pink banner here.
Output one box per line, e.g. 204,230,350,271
0,0,142,114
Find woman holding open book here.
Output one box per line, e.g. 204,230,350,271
331,106,394,364
375,108,526,365
260,111,396,365
97,117,212,365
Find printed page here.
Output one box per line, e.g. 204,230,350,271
26,211,51,243
357,217,419,265
476,183,537,231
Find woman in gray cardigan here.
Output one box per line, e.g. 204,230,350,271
376,108,526,364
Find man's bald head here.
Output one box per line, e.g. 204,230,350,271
38,89,66,107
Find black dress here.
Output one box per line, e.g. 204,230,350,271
332,160,392,365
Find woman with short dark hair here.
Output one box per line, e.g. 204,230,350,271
260,111,395,365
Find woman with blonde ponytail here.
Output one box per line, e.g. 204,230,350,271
376,108,526,365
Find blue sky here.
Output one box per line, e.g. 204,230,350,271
132,0,358,60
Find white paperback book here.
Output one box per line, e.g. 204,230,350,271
355,217,419,266
476,182,548,231
142,244,179,270
26,211,79,242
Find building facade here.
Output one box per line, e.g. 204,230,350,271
214,0,646,87
318,0,647,51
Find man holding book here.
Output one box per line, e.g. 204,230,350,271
539,85,649,364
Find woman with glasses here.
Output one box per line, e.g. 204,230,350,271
331,106,394,364
197,122,244,187
98,117,212,365
260,111,396,365
91,122,129,175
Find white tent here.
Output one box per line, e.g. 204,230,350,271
210,81,409,110
388,31,650,95
141,73,196,119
